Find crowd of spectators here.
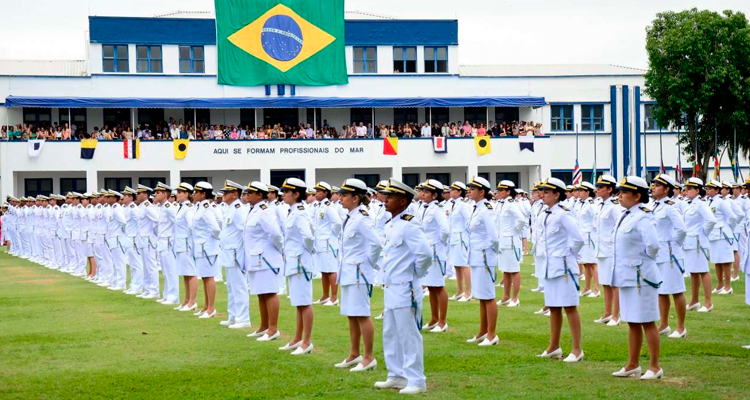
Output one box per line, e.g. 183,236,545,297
1,117,543,141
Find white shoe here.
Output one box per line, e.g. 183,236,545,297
399,386,427,395
640,368,663,380
711,287,720,294
219,320,235,326
531,287,542,292
497,299,511,306
686,302,701,311
448,293,462,301
742,344,750,349
612,366,642,378
374,313,384,320
198,310,217,319
247,329,268,338
668,328,687,338
161,300,179,305
563,351,584,363
374,378,407,389
697,305,713,313
334,356,363,368
580,275,586,281
659,326,671,336
579,290,592,297
279,340,302,351
194,310,206,316
97,281,110,287
478,336,499,347
421,322,438,332
720,288,733,295
506,299,520,307
537,348,562,359
123,289,137,295
229,322,252,329
422,289,429,297
731,276,740,282
323,299,339,306
496,282,504,288
543,309,551,317
606,318,621,326
430,323,448,333
587,291,601,298
257,331,281,342
350,359,377,372
594,315,613,324
466,333,487,343
457,295,471,302
534,308,547,315
179,304,197,312
108,286,125,291
141,293,158,299
156,298,167,304
312,298,329,305
291,343,313,355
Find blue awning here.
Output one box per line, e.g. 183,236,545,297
5,96,546,109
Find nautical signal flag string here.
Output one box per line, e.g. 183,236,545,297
383,137,398,156
474,136,491,155
174,139,189,160
123,139,140,159
80,139,98,159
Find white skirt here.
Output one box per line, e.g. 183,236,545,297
619,286,659,323
543,275,580,307
709,238,734,263
684,247,710,273
470,265,496,300
522,226,530,239
498,248,520,273
597,257,613,286
448,243,469,266
249,269,281,295
340,284,371,316
534,255,546,286
422,259,446,287
175,252,197,276
657,260,686,295
578,242,596,264
314,251,338,274
288,273,312,306
196,255,218,278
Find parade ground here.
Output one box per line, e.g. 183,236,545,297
1,249,746,400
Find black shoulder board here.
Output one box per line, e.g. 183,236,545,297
612,199,620,204
259,204,268,210
485,203,493,210
165,203,170,208
324,200,331,206
639,206,652,213
130,204,135,208
360,209,369,216
401,214,414,221
588,198,594,204
235,203,241,209
297,205,305,210
560,205,570,211
508,198,514,202
665,200,675,205
203,203,209,208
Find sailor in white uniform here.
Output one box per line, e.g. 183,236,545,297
682,178,717,313
516,189,532,255
464,177,501,347
120,187,143,295
135,185,160,299
447,181,472,302
218,180,251,329
278,178,316,355
731,181,748,283
593,175,623,326
267,185,289,296
92,192,112,286
311,181,343,306
154,182,180,306
536,178,584,363
192,182,221,319
372,180,391,289
705,180,737,302
374,179,432,394
650,175,688,339
494,180,526,307
611,176,663,380
576,181,599,297
334,179,383,372
173,183,199,312
70,192,87,277
530,182,549,302
104,190,128,291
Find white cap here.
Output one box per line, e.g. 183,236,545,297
338,178,368,194
450,181,467,191
540,178,567,191
705,179,722,189
653,174,677,188
467,176,492,191
245,181,269,193
314,181,332,192
596,174,618,187
422,179,444,192
580,181,596,191
281,178,306,191
194,181,213,192
617,176,649,191
685,177,704,188
382,178,418,198
176,182,194,192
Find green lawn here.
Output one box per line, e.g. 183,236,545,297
0,249,748,399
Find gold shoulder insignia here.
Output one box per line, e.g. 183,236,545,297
612,199,620,204
666,200,675,205
145,202,150,206
401,214,414,221
324,200,331,206
259,204,268,210
639,206,652,213
588,198,594,204
165,203,170,208
485,203,493,210
297,205,305,210
235,203,241,209
203,203,209,208
360,209,369,216
508,198,514,202
129,204,135,208
560,205,570,211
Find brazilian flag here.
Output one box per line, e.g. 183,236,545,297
215,0,348,86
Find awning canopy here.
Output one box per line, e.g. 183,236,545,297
5,96,546,109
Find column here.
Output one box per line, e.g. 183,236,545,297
467,164,478,182
304,167,316,187
528,165,541,189
86,169,98,193
0,143,13,198
169,168,181,187
391,165,402,181
260,168,271,185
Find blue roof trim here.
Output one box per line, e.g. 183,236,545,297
548,101,610,105
5,96,546,109
89,17,457,46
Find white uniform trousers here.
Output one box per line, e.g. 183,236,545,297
226,265,250,324
159,248,179,303
51,236,63,269
58,238,70,270
43,234,55,266
94,242,112,284
21,230,31,258
66,238,77,271
125,241,144,293
138,237,160,297
110,241,128,288
383,306,426,388
74,240,87,275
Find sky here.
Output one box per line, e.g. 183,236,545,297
1,0,749,69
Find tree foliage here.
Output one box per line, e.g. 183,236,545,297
644,8,750,181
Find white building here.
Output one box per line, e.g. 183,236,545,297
0,15,735,198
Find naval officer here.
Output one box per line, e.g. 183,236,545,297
154,182,180,306
192,182,221,319
418,179,450,333
312,181,343,306
682,178,716,313
447,181,472,302
218,180,251,329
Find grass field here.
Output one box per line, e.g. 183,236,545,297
1,249,748,399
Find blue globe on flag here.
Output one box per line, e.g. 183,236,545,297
261,15,304,61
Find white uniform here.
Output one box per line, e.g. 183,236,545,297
706,194,737,264
192,200,221,278
576,198,597,264
137,201,160,296
542,203,584,307
157,201,179,303
283,202,315,306
594,198,622,286
244,200,283,295
93,203,112,285
338,205,382,316
106,202,128,289
494,198,525,273
531,199,548,287
418,200,449,287
652,199,687,295
612,205,661,323
220,199,249,324
313,199,342,274
174,200,196,276
381,210,432,389
683,197,716,273
468,199,499,300
122,202,143,293
734,194,750,268
447,198,471,267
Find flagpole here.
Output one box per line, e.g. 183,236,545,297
659,126,663,174
575,123,579,160
734,127,738,181
714,120,718,180
643,121,648,178
593,126,597,181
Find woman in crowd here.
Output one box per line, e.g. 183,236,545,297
536,177,584,363
683,178,717,313
333,179,382,371
611,176,662,379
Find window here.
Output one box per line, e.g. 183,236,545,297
350,108,373,126
551,171,572,184
60,178,86,194
264,108,298,128
402,173,420,188
25,178,52,197
478,172,490,182
354,174,380,188
270,171,303,189
102,44,129,72
424,46,448,73
23,108,52,128
645,104,659,130
181,177,209,188
136,45,162,73
103,108,131,127
306,108,321,127
582,171,602,183
464,107,487,125
104,178,132,192
184,109,211,127
59,109,87,135
139,177,166,189
179,45,205,73
496,172,520,186
393,46,416,73
581,105,604,132
394,108,418,126
137,108,165,127
426,173,450,185
495,107,519,124
240,109,257,128
550,105,573,132
353,46,377,73
429,108,450,126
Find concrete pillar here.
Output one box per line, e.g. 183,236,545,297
391,165,403,181
304,167,316,188
260,168,271,185
86,169,98,193
169,168,181,187
467,164,478,183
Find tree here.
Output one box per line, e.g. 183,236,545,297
644,8,750,182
